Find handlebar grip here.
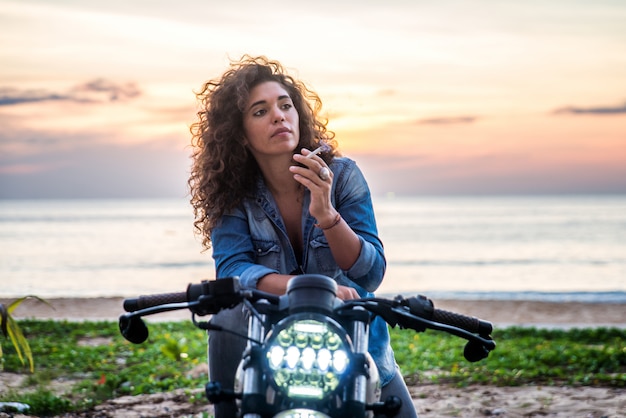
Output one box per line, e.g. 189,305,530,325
123,292,188,312
432,308,493,335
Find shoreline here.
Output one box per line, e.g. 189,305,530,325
3,297,625,327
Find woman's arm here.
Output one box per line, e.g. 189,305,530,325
329,160,386,292
210,210,277,290
292,155,386,292
257,273,360,300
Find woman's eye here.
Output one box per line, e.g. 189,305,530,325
253,109,267,117
281,103,293,110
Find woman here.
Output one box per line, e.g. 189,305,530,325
188,55,417,418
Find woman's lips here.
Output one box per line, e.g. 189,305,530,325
272,127,291,137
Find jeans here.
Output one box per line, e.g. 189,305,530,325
208,305,418,418
208,305,248,418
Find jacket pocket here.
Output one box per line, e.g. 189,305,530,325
309,236,339,276
252,239,282,271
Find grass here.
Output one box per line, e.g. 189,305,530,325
391,326,626,387
1,320,624,416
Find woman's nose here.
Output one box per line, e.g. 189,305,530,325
272,107,285,123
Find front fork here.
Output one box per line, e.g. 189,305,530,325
345,308,371,417
240,308,267,418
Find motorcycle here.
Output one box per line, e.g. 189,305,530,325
119,274,496,418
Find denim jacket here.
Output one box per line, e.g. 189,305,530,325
211,157,397,386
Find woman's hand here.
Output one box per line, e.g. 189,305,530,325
258,274,358,300
291,147,362,271
290,148,337,225
336,285,360,300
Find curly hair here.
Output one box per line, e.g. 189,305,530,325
188,55,339,250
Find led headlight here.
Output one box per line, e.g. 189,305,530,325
274,408,331,418
264,314,351,399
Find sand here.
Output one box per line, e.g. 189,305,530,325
1,297,625,417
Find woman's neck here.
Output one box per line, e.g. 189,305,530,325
257,155,300,197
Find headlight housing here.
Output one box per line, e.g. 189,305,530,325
264,313,352,400
273,408,331,418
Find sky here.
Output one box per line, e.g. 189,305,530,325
1,0,625,198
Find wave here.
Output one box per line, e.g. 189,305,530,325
389,258,625,267
376,290,626,304
60,261,211,271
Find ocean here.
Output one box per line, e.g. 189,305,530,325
1,196,625,303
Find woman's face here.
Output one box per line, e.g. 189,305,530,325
242,81,300,159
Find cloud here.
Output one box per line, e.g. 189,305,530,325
416,116,479,125
352,151,626,196
0,79,141,106
73,78,141,101
553,101,626,115
0,139,190,199
376,89,397,97
0,162,64,175
0,88,88,106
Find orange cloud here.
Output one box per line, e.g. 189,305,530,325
0,163,61,175
332,109,626,195
0,79,141,106
416,116,479,125
553,101,626,115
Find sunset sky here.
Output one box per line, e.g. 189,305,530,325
1,0,625,198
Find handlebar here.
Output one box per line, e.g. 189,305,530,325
397,294,492,335
123,291,187,312
393,295,496,361
119,276,495,361
433,308,493,336
123,278,245,316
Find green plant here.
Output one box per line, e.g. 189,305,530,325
0,296,52,373
2,320,624,416
0,389,73,416
391,326,626,387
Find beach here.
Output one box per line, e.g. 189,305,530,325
2,297,625,417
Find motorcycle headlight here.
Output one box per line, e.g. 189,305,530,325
264,314,351,400
273,408,331,418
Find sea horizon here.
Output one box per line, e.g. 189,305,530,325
2,194,625,302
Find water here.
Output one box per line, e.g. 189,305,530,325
374,195,626,302
1,196,625,302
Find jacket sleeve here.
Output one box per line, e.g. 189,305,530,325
210,208,279,290
333,160,386,292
